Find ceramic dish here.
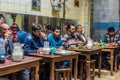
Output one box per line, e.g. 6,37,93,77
55,50,74,55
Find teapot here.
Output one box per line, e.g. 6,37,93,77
12,43,23,62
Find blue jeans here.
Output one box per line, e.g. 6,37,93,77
59,60,69,69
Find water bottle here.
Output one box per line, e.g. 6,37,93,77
50,47,55,55
100,39,104,47
0,37,6,57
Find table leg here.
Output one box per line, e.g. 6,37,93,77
50,59,54,80
74,56,78,80
114,50,118,72
98,51,101,77
35,61,39,80
86,55,90,80
110,50,114,76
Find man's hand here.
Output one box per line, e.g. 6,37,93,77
40,32,47,40
37,48,43,54
4,31,12,40
77,41,84,45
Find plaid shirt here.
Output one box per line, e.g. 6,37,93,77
62,32,79,49
74,31,87,45
104,32,120,43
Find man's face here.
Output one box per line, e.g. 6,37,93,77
109,31,115,36
1,24,10,35
53,29,61,38
0,18,5,24
77,26,83,32
69,25,75,33
33,30,41,36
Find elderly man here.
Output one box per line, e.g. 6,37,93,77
0,23,13,55
75,25,87,45
0,23,13,80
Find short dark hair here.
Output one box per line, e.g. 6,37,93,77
44,24,51,30
66,24,74,31
107,27,115,32
32,23,42,31
52,26,61,32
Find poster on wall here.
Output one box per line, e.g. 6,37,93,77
74,0,79,7
32,0,41,11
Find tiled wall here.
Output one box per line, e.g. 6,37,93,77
92,0,120,40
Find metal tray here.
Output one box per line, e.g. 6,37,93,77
55,50,74,55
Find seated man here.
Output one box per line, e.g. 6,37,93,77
0,23,13,56
24,23,44,54
47,26,68,68
43,23,52,36
24,23,48,80
62,24,84,49
0,23,13,80
75,25,87,45
47,26,63,49
103,27,120,69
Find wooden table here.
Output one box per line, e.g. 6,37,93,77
0,56,41,80
29,52,79,80
102,46,118,75
68,47,102,80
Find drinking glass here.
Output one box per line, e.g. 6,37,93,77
44,40,49,48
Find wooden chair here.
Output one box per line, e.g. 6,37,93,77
54,60,72,80
55,68,71,80
79,59,96,80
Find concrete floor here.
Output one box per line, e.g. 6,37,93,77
72,69,120,80
95,69,120,80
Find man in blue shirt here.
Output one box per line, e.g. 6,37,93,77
47,26,68,68
24,23,44,54
47,26,63,49
21,23,44,80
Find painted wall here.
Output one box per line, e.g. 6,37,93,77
0,0,90,36
92,0,119,41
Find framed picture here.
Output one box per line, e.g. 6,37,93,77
74,0,79,7
32,0,41,11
